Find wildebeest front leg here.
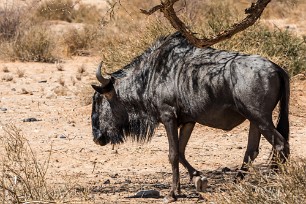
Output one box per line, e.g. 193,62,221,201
179,123,198,178
162,116,180,202
237,122,261,179
179,123,208,192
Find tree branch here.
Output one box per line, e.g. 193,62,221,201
141,0,271,48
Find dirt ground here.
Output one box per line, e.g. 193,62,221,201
0,55,305,203
0,0,306,203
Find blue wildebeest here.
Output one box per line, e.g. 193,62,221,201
91,32,289,202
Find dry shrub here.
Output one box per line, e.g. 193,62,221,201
77,84,94,106
98,0,305,75
0,124,92,203
193,1,306,76
219,161,306,203
35,0,76,22
62,25,102,56
35,0,102,23
72,3,102,23
12,25,57,62
97,13,173,71
0,6,22,41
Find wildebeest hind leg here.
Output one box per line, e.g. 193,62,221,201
257,121,290,166
237,122,261,180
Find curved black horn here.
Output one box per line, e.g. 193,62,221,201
96,61,110,87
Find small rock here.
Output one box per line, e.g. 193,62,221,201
129,190,160,198
193,176,208,192
110,173,118,178
59,134,67,139
22,118,41,122
222,167,231,173
1,108,7,111
46,92,57,99
38,80,47,83
103,179,110,184
111,149,118,154
125,179,131,184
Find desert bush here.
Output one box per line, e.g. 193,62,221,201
12,25,57,62
218,161,306,203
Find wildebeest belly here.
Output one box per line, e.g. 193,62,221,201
195,107,246,130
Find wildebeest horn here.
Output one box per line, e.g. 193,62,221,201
96,61,110,87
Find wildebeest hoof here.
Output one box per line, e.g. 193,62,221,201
192,176,208,192
235,171,245,183
163,195,177,203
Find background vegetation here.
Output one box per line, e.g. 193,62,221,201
0,0,305,74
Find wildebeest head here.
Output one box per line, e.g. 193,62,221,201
91,62,128,146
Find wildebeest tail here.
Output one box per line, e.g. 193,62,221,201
276,67,290,142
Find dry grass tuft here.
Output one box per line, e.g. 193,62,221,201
2,66,9,73
55,62,64,71
0,124,93,203
16,69,25,78
0,124,53,203
218,161,306,203
58,76,65,86
77,64,86,74
1,74,13,82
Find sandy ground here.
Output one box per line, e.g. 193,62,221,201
0,56,305,203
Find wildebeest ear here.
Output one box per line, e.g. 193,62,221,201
92,82,114,95
91,84,104,94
